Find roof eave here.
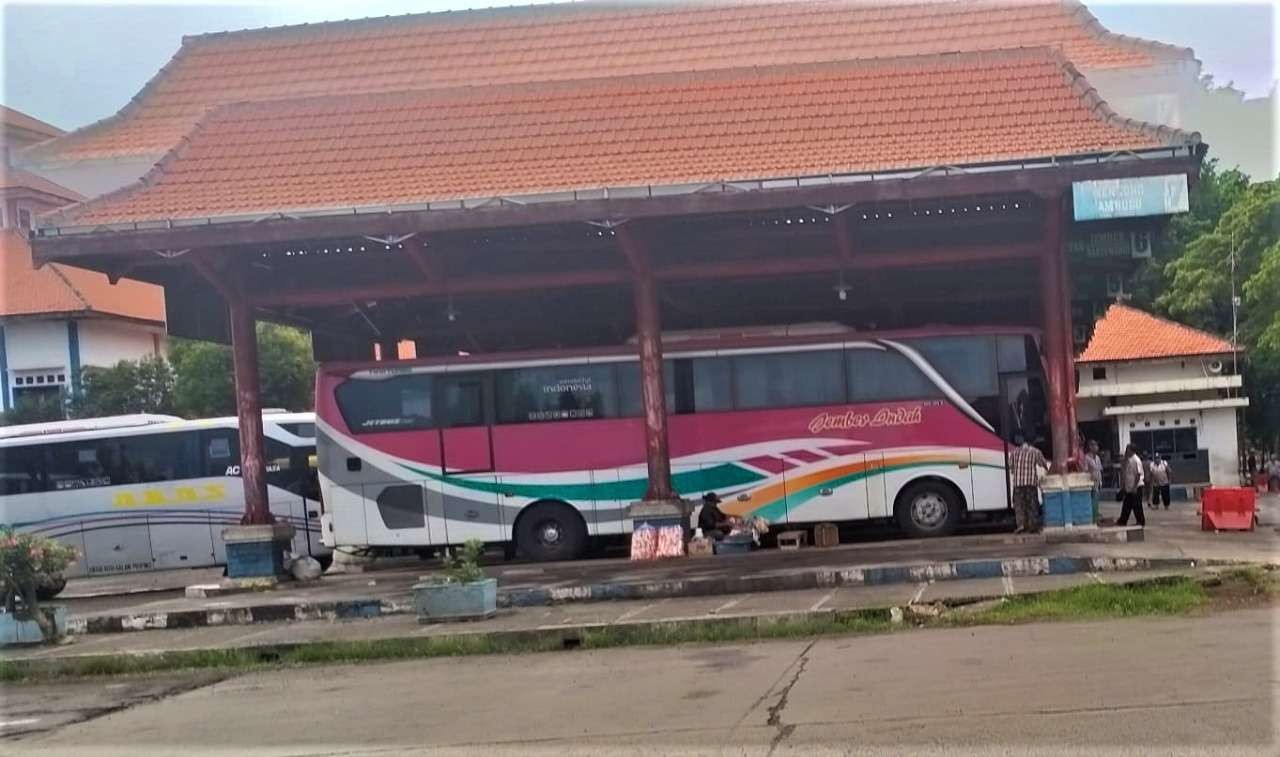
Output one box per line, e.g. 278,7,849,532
36,144,1202,239
1076,350,1241,364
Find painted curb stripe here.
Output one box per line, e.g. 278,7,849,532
65,553,1202,634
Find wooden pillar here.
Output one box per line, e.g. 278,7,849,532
229,298,273,525
617,225,676,502
1040,197,1071,473
1057,221,1081,463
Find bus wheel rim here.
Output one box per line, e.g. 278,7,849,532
911,492,947,528
537,521,562,545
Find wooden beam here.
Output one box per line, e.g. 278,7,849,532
251,241,1039,307
188,254,242,302
32,156,1197,263
832,211,855,263
402,238,444,284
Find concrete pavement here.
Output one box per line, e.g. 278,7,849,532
8,606,1275,754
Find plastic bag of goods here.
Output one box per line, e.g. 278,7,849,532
655,524,685,558
290,555,323,581
630,524,658,561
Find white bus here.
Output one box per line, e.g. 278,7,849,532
0,413,329,587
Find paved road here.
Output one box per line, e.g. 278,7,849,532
6,608,1275,755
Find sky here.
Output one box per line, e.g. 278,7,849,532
1,0,1276,131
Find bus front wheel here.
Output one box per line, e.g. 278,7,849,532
516,502,587,562
894,480,961,538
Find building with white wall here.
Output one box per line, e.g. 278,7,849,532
1076,304,1247,488
1,106,167,416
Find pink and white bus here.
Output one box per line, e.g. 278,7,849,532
315,324,1049,561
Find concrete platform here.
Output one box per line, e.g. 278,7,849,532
0,568,1200,665
40,495,1277,638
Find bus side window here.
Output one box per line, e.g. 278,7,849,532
265,438,305,493
335,374,433,433
733,350,844,410
618,362,675,417
204,431,238,476
904,336,998,400
46,441,112,490
114,432,199,483
1,444,48,494
847,348,939,403
496,364,618,423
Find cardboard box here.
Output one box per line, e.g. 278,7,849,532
687,537,714,557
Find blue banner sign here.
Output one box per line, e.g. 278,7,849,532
1072,174,1189,221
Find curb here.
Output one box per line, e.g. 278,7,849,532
1,572,1214,678
66,598,413,636
498,555,1197,607
64,552,1203,635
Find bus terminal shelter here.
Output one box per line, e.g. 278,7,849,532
27,11,1203,576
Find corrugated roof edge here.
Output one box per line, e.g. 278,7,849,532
36,46,1203,235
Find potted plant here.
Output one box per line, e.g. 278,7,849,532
1,529,77,645
412,539,497,623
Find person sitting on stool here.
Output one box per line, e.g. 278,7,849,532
697,492,732,540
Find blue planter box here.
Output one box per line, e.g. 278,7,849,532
1,606,66,646
413,578,497,623
1043,474,1097,528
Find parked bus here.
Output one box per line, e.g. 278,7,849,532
0,412,328,586
315,325,1050,561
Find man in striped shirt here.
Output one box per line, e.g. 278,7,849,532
1009,433,1048,533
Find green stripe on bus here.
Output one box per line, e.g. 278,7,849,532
395,461,765,502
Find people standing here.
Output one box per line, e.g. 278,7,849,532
1009,433,1048,534
1084,440,1104,522
1150,454,1172,510
1116,444,1146,527
1269,455,1280,493
1141,451,1154,507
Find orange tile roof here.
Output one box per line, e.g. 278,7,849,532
46,48,1194,228
1077,304,1234,362
0,164,84,203
1,105,65,143
22,0,1193,164
0,230,165,322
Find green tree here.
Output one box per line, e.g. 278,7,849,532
0,391,66,426
1153,175,1280,448
1130,160,1250,310
171,323,315,418
1157,179,1278,333
69,355,176,418
1242,241,1280,450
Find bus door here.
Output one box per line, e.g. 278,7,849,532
437,374,494,474
999,373,1050,503
435,374,504,543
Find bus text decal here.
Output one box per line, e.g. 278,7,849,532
807,405,924,434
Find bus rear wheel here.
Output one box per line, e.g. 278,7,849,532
894,480,961,538
516,502,587,562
